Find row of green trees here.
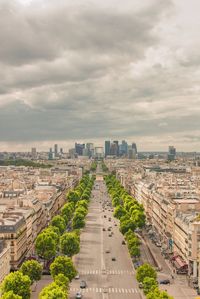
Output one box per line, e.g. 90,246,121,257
105,175,145,237
136,263,173,299
0,175,95,299
0,159,52,168
0,257,76,299
35,175,95,262
125,229,140,259
101,161,108,172
90,161,97,172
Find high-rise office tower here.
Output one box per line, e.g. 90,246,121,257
48,148,53,160
119,140,128,156
113,140,119,156
105,140,111,157
168,146,176,160
132,142,137,154
75,143,85,156
110,142,118,156
54,144,58,156
31,148,37,159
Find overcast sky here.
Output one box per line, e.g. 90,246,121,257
0,0,200,152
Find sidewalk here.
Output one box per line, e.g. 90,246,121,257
141,232,197,299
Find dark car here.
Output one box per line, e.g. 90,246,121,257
103,228,106,231
133,261,143,269
76,292,82,299
159,279,170,285
80,280,87,288
112,257,116,261
122,240,126,245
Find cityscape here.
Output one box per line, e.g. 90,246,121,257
0,1,200,299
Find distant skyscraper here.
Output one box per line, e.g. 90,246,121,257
110,142,118,156
113,140,119,156
54,144,58,156
132,142,137,154
60,148,63,154
31,148,37,159
105,141,111,157
86,143,94,157
119,140,128,156
75,143,85,156
168,146,176,160
48,148,53,160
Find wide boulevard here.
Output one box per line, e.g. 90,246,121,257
69,175,141,299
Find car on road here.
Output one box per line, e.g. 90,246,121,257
108,218,111,222
156,242,162,247
138,282,143,289
108,233,112,237
103,228,106,231
108,228,111,231
122,240,126,245
104,215,107,218
75,274,80,279
111,257,116,261
159,279,170,285
105,249,110,253
75,292,82,298
133,261,143,269
80,280,87,288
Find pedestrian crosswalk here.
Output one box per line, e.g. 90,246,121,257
78,269,134,275
70,287,138,294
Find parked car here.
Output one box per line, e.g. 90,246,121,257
122,240,126,245
111,257,116,261
103,228,106,231
156,242,162,247
80,280,87,288
105,249,110,253
75,274,80,279
108,233,112,237
138,282,143,289
76,292,82,299
159,279,170,285
133,261,143,269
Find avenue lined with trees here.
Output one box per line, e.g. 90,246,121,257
105,173,174,299
0,174,95,299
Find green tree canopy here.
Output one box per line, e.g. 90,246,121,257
1,271,31,299
0,291,22,299
50,256,77,281
51,215,66,235
113,206,126,219
129,245,140,258
136,263,157,283
20,260,42,284
143,277,158,295
146,288,174,299
72,214,85,229
54,274,69,290
60,232,80,257
35,232,57,261
39,282,68,299
120,219,136,235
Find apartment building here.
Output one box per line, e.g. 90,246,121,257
0,240,10,283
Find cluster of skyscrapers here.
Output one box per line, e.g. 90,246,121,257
48,144,63,160
105,140,137,158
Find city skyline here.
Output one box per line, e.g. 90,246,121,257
0,0,200,151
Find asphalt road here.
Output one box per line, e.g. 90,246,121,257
69,178,142,299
